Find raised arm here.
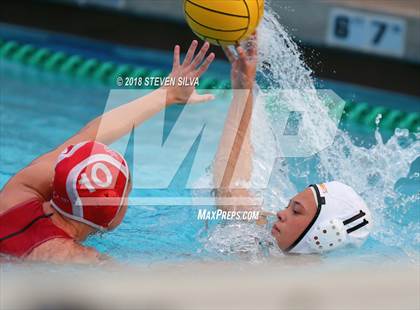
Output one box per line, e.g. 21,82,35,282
213,34,258,212
0,41,215,206
78,41,215,146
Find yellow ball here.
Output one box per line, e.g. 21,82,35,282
184,0,264,46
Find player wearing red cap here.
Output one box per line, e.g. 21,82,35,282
0,41,215,263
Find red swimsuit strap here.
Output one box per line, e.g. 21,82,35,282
0,199,72,258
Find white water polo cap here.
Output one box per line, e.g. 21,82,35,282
286,181,372,254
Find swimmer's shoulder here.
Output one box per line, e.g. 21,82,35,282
27,238,107,264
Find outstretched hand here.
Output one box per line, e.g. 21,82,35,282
165,40,215,105
222,32,257,90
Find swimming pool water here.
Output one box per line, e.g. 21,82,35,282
1,28,419,264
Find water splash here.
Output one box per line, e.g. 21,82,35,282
205,4,419,261
316,126,420,260
203,222,275,260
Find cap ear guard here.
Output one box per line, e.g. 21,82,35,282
307,211,369,254
307,219,348,253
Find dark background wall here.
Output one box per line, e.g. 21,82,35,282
1,0,419,96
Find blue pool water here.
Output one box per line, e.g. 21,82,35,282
1,24,419,265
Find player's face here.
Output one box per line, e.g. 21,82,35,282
271,188,317,251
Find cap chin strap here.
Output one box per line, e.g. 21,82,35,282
284,184,325,253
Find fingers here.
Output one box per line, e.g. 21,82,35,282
222,46,235,63
177,40,214,76
248,32,258,57
182,40,198,66
196,52,215,76
236,46,246,61
190,93,215,104
190,41,210,68
173,45,180,69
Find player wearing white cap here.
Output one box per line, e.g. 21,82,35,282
214,32,372,254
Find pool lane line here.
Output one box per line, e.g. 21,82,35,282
0,38,418,133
